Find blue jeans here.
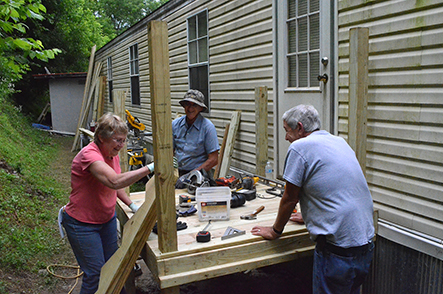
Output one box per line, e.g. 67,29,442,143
313,241,374,294
62,211,125,294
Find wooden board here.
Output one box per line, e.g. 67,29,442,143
118,182,314,289
71,45,96,152
255,86,268,176
218,111,241,178
97,177,157,294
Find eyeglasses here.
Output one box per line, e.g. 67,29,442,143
112,138,128,145
182,101,197,108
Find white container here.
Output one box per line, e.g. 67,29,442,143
196,186,231,221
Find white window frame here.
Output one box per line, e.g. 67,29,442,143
187,10,210,111
129,44,140,105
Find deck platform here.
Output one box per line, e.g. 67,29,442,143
117,182,315,290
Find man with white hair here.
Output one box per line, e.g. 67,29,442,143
252,104,375,294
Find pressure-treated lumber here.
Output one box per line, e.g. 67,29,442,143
93,76,106,122
71,61,102,151
78,128,94,139
97,76,106,119
114,90,130,195
255,86,268,176
117,183,315,290
147,20,177,254
96,177,157,294
348,27,369,176
71,45,96,152
218,111,241,178
213,123,230,179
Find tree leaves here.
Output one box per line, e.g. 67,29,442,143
0,0,60,95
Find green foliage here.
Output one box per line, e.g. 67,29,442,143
91,0,168,35
0,94,70,272
0,0,61,96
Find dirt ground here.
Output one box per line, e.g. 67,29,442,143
46,135,314,294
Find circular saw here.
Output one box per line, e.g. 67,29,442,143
185,170,210,195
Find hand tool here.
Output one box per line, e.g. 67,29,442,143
215,175,238,188
179,194,195,204
221,226,246,240
177,204,197,217
196,220,212,242
240,205,265,220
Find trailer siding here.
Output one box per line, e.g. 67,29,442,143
95,0,274,174
338,0,443,241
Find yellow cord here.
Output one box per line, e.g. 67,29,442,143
46,264,84,294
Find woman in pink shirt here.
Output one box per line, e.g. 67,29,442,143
62,113,154,294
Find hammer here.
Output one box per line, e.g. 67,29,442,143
240,205,265,220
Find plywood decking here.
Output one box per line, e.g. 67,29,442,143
118,182,315,290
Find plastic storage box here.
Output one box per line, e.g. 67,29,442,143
196,186,231,221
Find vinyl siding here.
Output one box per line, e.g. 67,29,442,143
338,0,443,240
95,0,274,174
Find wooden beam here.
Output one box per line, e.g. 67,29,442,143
71,61,102,151
78,127,94,139
213,123,229,179
148,20,177,254
113,90,130,195
97,76,106,119
255,86,268,176
71,45,96,152
97,177,157,294
218,111,241,178
348,27,369,176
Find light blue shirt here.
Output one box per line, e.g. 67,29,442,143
172,114,220,172
283,130,374,248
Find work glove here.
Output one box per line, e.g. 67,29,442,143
146,157,178,173
129,202,139,213
146,162,155,173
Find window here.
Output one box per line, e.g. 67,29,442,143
187,10,209,111
287,0,320,88
107,57,113,103
129,44,140,105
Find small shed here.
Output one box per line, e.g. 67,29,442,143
34,72,87,134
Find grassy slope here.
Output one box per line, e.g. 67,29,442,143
0,96,78,293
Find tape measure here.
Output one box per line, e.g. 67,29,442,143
196,220,211,242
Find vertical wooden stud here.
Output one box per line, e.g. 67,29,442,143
255,86,268,176
348,27,369,175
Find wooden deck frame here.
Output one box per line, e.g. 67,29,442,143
109,20,315,293
119,185,315,291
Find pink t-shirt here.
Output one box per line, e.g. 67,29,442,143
65,142,121,224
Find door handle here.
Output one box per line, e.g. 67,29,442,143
317,73,328,84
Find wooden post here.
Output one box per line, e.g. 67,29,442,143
71,45,96,151
255,86,268,176
218,111,241,178
148,20,178,253
348,27,369,176
97,76,106,119
113,90,130,195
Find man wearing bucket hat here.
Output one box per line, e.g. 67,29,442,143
172,89,220,177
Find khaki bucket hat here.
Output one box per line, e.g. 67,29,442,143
179,89,207,110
